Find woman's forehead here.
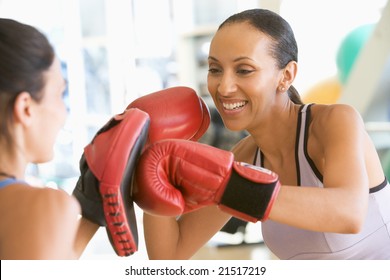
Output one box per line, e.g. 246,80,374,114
209,24,273,60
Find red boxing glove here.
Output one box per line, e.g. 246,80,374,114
127,86,210,144
133,140,281,223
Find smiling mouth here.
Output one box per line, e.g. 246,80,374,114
222,101,248,110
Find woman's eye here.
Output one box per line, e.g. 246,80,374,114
208,68,221,74
237,69,254,75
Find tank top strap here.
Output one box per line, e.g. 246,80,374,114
0,178,26,189
0,178,17,188
253,103,312,171
297,103,324,186
253,147,262,166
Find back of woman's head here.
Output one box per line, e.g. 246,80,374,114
0,18,55,147
218,9,303,104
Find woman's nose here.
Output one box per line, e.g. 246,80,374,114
218,73,237,96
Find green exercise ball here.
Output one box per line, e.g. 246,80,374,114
382,149,390,179
336,24,374,85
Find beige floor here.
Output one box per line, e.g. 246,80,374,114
191,242,274,260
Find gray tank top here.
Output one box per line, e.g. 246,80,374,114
255,104,390,259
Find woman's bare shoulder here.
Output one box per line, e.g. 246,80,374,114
0,184,81,259
310,103,364,137
311,103,363,126
0,183,80,227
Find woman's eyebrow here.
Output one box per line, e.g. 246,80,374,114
233,56,254,62
208,56,254,62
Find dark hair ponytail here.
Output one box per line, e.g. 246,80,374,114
287,85,303,105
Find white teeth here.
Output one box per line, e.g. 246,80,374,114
222,101,247,110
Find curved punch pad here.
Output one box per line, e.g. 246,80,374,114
83,108,149,256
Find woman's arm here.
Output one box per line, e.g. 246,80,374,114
73,216,100,258
143,205,230,260
269,104,375,233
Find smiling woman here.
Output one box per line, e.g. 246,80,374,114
205,12,303,135
139,8,390,260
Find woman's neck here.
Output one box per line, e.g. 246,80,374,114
249,102,301,159
0,147,27,180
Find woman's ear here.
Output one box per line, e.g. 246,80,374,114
13,92,34,127
279,61,298,92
